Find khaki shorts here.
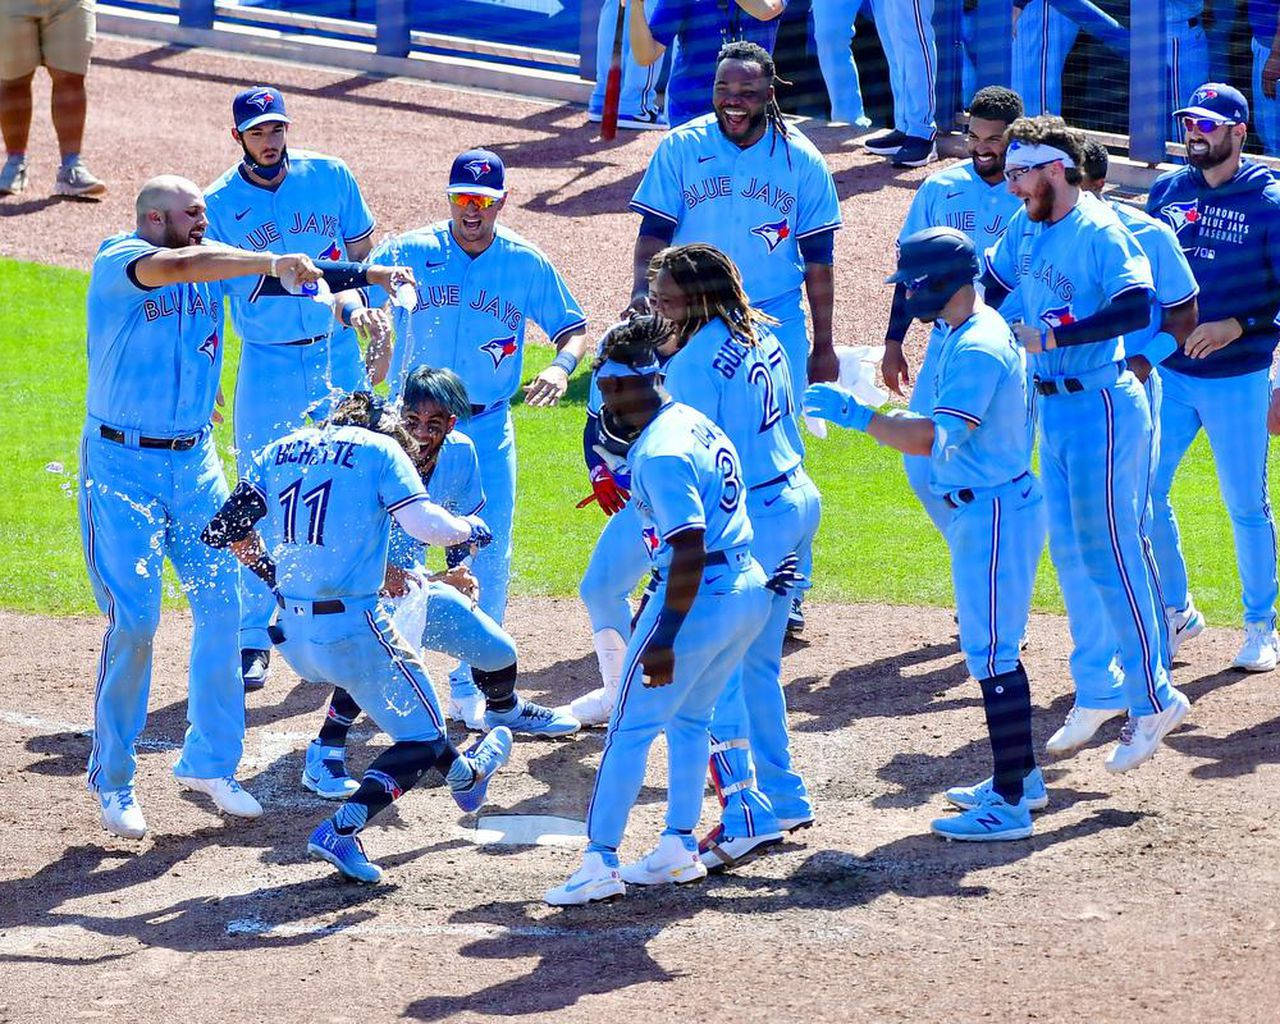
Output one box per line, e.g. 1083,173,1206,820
0,0,96,80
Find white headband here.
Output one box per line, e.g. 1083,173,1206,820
1005,139,1077,170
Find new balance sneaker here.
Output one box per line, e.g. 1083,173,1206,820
307,819,382,883
545,851,626,906
241,648,270,692
1166,598,1205,659
450,726,513,813
698,823,783,872
944,767,1049,812
621,833,707,886
892,136,938,168
448,689,487,731
617,110,667,131
862,128,907,155
786,596,805,637
1044,704,1124,757
484,697,580,737
54,159,106,198
300,740,359,800
0,156,28,196
1233,622,1280,673
175,774,263,818
98,786,147,839
560,686,613,728
1104,688,1191,773
930,792,1033,842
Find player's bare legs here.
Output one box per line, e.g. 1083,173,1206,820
0,72,33,195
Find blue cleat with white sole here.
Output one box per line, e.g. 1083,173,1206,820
931,792,1033,842
450,726,513,813
484,697,580,738
300,740,360,800
307,819,383,883
944,767,1048,812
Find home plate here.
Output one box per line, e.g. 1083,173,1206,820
464,814,588,848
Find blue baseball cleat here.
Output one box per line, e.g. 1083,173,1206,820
944,767,1049,812
484,697,580,738
451,726,513,813
931,793,1034,842
307,819,383,883
300,740,360,800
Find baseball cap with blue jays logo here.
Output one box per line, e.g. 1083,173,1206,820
233,86,292,133
447,148,507,199
1175,82,1249,125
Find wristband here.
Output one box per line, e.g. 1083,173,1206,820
551,350,580,376
340,302,363,328
650,607,689,651
269,254,280,278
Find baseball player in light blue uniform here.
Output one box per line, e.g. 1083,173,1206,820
1047,143,1201,750
203,85,378,691
1012,0,1077,117
546,335,770,906
364,148,588,725
806,227,1046,841
1249,1,1280,156
1168,2,1211,141
647,244,817,868
983,121,1190,772
79,174,334,840
810,0,872,127
588,0,666,130
860,0,938,167
1147,83,1280,672
628,41,842,397
203,393,512,884
884,86,1026,533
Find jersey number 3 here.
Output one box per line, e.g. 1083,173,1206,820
279,478,333,545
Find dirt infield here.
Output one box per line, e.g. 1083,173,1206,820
2,600,1279,1023
3,36,1280,1024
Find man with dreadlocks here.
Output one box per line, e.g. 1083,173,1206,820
627,40,842,400
648,241,819,869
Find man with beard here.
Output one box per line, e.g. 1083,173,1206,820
882,85,1025,533
983,115,1191,773
1146,83,1280,673
204,85,384,693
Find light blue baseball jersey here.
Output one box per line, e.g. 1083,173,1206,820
662,320,803,487
1167,0,1202,19
900,160,1022,258
630,114,842,304
627,402,754,570
86,232,236,436
1110,200,1199,365
204,150,375,344
387,429,485,569
244,423,426,600
369,222,587,404
929,303,1032,493
985,191,1154,377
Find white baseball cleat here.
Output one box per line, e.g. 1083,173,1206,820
448,690,488,731
1232,622,1280,673
778,816,814,834
98,786,147,839
1045,704,1124,757
175,775,263,818
698,825,784,872
1104,688,1191,773
562,686,613,728
1166,599,1205,659
545,852,626,906
620,833,707,886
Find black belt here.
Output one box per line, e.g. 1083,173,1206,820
944,472,1030,510
749,467,799,492
470,401,507,416
277,595,346,615
99,425,199,451
1034,377,1086,397
283,334,328,347
648,548,731,584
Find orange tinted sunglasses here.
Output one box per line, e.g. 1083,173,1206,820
448,192,499,209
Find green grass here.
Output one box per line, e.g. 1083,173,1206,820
0,255,1268,625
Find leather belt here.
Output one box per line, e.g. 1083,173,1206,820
99,425,199,451
944,472,1031,510
283,334,329,347
1034,377,1084,396
749,466,801,492
470,400,508,417
278,595,346,615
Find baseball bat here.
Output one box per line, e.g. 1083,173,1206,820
600,0,627,140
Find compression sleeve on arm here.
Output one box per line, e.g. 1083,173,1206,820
887,281,911,342
255,260,374,296
979,269,1010,310
1052,287,1150,347
391,497,472,547
638,213,676,244
202,480,268,547
799,228,835,266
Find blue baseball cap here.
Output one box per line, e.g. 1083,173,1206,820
233,86,292,133
1175,82,1249,125
447,148,506,199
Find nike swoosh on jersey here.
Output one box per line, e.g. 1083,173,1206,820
697,155,716,163
234,208,252,220
946,191,963,199
763,494,783,507
424,260,447,268
1021,486,1033,499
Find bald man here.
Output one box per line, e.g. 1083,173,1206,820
79,175,323,839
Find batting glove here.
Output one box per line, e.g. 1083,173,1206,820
576,465,630,515
803,382,875,432
764,552,806,596
463,514,493,549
